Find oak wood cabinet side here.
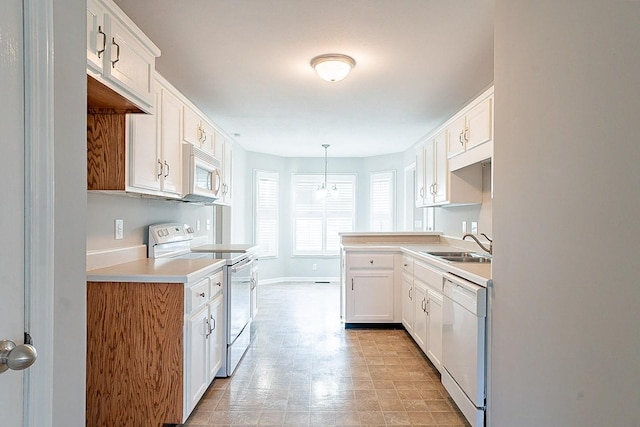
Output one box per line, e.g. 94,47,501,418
86,281,183,427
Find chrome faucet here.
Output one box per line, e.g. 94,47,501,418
463,233,493,255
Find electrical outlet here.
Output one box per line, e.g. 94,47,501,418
206,219,211,231
114,219,124,240
196,220,201,231
462,221,467,233
312,263,317,271
471,221,478,234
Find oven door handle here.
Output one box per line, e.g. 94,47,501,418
231,258,254,273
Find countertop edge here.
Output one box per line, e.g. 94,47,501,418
87,258,227,283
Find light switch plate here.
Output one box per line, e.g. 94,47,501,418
114,219,124,240
462,221,467,233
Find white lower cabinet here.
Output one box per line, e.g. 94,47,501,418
184,272,224,419
426,289,443,370
345,252,396,324
401,257,444,372
186,305,209,412
401,273,414,333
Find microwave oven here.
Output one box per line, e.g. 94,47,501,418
182,143,222,202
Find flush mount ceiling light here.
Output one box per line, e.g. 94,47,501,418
316,144,338,200
310,53,356,82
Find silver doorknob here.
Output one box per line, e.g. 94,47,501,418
0,339,37,373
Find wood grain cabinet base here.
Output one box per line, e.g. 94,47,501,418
86,282,184,426
87,276,223,427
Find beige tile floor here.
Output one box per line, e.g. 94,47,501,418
181,282,469,427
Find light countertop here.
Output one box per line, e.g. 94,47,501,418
87,258,226,283
342,242,491,286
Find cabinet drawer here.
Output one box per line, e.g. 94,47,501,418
347,253,394,270
402,256,414,275
209,270,224,298
187,277,210,314
414,261,443,292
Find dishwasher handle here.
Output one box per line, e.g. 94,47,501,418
443,273,486,317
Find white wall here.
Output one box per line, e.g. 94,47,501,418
434,163,492,238
491,2,640,425
53,0,87,425
86,193,214,251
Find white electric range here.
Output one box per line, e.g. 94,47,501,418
148,223,257,377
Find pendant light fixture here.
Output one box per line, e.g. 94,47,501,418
310,54,356,83
316,144,338,200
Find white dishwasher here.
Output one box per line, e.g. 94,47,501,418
441,273,487,427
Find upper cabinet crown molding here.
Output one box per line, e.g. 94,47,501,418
86,0,160,114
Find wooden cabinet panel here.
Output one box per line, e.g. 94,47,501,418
87,282,184,427
87,113,126,190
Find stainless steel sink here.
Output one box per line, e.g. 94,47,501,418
442,256,491,263
423,251,473,257
422,251,492,263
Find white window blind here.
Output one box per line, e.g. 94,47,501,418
370,170,395,232
255,170,279,258
292,174,356,255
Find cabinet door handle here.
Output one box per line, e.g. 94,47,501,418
459,130,464,146
164,161,170,178
432,183,437,195
97,25,106,58
210,315,215,332
111,38,120,68
202,128,207,143
419,187,424,197
351,278,354,291
205,319,210,338
409,287,412,300
157,159,163,178
464,127,469,142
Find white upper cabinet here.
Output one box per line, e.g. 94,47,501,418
86,0,107,75
86,0,160,114
214,132,233,205
416,129,480,207
182,105,216,155
127,76,182,198
448,89,494,171
128,84,162,193
414,86,492,206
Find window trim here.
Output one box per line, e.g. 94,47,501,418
254,169,279,259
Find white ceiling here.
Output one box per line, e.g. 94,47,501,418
114,0,494,158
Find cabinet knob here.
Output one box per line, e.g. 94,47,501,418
369,260,374,264
216,282,222,287
198,292,205,298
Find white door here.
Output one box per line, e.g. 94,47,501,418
1,0,26,424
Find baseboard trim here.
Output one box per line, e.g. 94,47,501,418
345,323,404,329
